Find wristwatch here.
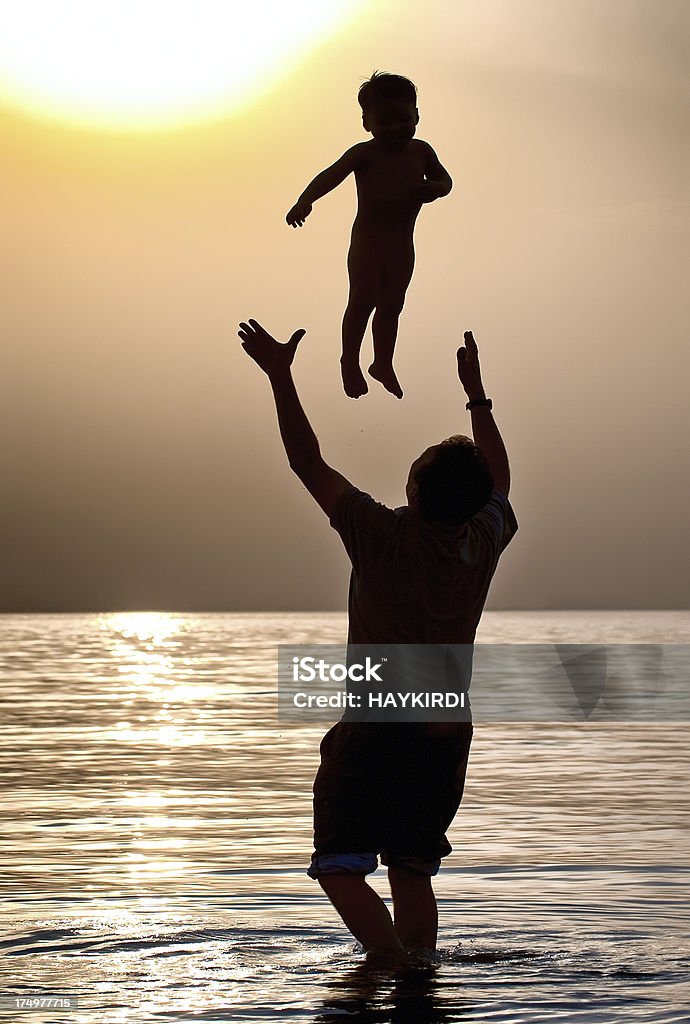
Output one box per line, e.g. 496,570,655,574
465,398,492,411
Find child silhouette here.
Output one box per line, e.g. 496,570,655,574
286,72,452,399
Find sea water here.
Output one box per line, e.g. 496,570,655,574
0,611,688,1023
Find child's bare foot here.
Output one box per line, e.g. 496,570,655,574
340,357,369,399
367,361,403,399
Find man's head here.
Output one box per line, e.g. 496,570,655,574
406,436,494,526
358,71,419,150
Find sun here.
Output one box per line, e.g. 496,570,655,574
0,0,367,132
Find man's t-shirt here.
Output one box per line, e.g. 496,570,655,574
330,488,518,645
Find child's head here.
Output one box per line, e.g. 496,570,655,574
358,71,417,111
358,71,419,149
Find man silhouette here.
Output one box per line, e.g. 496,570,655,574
238,318,517,960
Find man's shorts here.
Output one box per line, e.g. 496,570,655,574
307,720,473,879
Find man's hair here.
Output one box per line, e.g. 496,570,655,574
415,436,494,526
358,71,417,111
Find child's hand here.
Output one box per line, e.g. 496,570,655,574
286,200,313,227
411,181,443,203
238,319,306,376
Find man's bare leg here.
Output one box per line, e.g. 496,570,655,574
388,866,438,951
318,874,406,955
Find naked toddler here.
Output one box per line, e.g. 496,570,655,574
286,72,452,399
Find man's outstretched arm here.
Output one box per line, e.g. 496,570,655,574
456,330,510,495
237,319,353,516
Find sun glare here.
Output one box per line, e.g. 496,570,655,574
0,0,366,131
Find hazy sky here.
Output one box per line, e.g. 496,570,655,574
3,0,689,611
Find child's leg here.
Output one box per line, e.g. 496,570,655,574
388,866,438,951
368,243,415,399
341,240,378,399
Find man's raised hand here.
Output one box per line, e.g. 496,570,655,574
238,319,306,376
456,330,485,401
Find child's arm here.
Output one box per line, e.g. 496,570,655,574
412,143,453,204
286,145,364,227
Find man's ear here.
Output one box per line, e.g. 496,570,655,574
414,107,420,125
362,112,371,133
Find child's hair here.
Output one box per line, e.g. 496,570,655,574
358,71,417,111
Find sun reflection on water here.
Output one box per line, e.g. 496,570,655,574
96,613,215,744
121,792,171,808
103,611,184,644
